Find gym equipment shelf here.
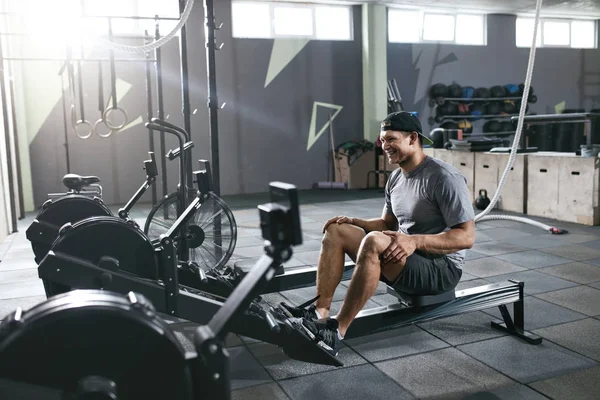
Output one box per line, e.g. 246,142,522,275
464,131,517,137
441,114,519,119
430,96,528,107
429,113,521,125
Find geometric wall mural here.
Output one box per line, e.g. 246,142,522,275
265,38,311,88
306,101,343,150
411,44,457,115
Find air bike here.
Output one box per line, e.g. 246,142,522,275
26,119,237,276
25,151,159,264
0,181,334,400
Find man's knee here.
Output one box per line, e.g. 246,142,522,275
323,223,359,246
360,232,385,255
323,223,364,259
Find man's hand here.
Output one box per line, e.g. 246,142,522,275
381,231,417,264
323,216,355,233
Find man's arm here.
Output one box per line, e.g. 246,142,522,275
352,212,397,233
411,220,475,254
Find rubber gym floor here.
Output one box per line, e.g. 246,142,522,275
1,190,600,399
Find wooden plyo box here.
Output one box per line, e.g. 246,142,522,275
336,149,376,189
474,152,528,213
452,151,476,202
432,149,453,164
527,152,600,225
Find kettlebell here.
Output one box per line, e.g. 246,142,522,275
475,189,491,210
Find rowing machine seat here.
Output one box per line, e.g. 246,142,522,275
387,286,456,308
63,174,100,191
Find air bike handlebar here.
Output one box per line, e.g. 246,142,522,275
146,122,193,161
117,151,158,220
150,118,194,201
149,118,190,142
145,122,188,223
145,122,185,146
167,141,194,161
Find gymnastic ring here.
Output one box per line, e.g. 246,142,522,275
74,120,93,140
93,118,114,138
102,107,128,131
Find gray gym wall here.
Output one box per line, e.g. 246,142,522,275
24,2,364,207
20,6,599,208
387,14,600,135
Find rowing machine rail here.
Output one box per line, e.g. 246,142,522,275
343,279,541,344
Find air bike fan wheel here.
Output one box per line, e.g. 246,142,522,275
144,191,237,271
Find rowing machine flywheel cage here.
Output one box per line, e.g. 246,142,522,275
26,195,112,264
0,290,192,400
51,216,159,280
144,192,238,272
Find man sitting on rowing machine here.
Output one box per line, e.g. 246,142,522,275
281,111,476,357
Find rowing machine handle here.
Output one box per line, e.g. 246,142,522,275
166,141,195,161
196,267,208,283
249,303,280,333
263,310,280,333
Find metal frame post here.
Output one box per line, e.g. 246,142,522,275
204,0,221,197
155,20,168,202
0,31,17,232
144,30,157,206
178,0,194,198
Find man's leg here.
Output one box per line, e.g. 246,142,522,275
287,231,407,357
314,224,365,318
335,232,407,337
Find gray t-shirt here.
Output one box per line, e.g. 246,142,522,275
383,156,475,268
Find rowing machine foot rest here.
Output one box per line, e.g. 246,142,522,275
386,286,456,307
234,260,285,277
281,319,343,367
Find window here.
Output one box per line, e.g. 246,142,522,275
543,20,570,46
456,14,485,45
273,6,313,37
231,1,353,41
231,2,271,38
315,6,352,40
388,9,486,46
516,17,597,49
516,18,542,48
571,20,597,48
388,10,420,43
423,14,455,41
82,0,181,37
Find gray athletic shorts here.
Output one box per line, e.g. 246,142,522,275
380,251,462,295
